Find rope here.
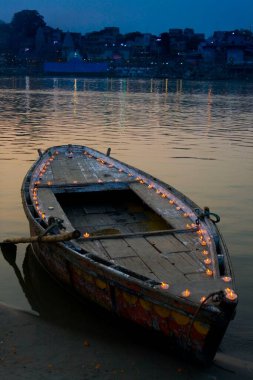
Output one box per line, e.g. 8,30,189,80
186,290,224,347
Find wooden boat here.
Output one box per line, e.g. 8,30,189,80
21,144,238,364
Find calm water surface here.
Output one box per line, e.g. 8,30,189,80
0,77,252,365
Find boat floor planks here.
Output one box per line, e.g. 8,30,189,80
112,256,159,281
145,234,189,254
78,232,206,283
124,236,186,282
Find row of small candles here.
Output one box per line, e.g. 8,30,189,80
31,150,59,220
31,148,237,303
160,280,237,302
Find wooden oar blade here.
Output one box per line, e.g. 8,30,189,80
1,242,17,266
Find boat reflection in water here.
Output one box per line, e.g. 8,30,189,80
2,244,171,342
14,245,110,325
1,243,77,319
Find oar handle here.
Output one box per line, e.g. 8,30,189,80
1,230,80,245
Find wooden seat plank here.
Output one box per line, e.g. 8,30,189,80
129,182,191,229
37,188,73,231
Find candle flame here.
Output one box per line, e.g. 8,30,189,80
224,288,238,301
160,282,169,290
181,289,191,297
206,268,213,276
222,276,232,282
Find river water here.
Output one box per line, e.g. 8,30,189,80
0,77,252,370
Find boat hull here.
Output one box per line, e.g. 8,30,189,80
21,144,237,365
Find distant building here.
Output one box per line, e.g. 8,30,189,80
44,59,109,74
227,48,244,64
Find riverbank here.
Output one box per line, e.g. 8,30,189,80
0,303,252,380
1,62,253,80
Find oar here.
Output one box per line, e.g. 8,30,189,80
0,230,80,254
1,242,17,266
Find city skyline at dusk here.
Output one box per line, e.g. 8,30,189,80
0,0,253,38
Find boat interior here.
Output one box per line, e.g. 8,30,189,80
30,147,227,293
56,189,173,237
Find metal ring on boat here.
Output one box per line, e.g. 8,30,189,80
209,213,220,224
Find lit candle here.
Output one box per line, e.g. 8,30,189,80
160,282,169,290
181,289,191,297
222,276,232,282
224,288,238,301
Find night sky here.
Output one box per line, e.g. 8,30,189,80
0,0,252,38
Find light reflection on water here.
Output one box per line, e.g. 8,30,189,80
0,77,252,362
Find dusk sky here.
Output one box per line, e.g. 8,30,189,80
0,0,252,38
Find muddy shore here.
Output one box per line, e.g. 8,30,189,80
1,303,252,380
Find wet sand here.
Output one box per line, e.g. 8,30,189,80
1,303,252,380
